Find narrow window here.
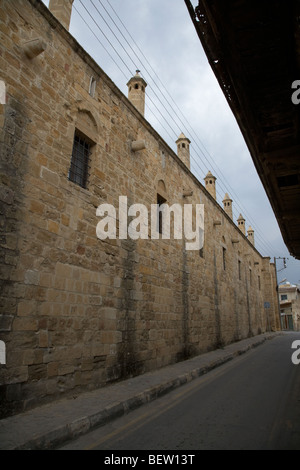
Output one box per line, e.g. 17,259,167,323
222,247,226,271
68,132,92,189
89,77,96,97
258,275,261,291
0,340,6,365
249,269,252,286
157,193,166,235
238,260,241,280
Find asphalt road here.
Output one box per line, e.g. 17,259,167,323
59,332,300,451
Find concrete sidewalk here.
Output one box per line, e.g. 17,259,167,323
0,332,281,450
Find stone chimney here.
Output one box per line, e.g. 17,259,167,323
127,71,147,116
237,214,246,235
49,0,74,31
223,193,233,219
176,133,191,169
204,171,217,200
247,226,255,246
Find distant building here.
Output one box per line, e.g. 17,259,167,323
279,283,300,331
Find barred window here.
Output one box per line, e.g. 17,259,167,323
68,133,91,189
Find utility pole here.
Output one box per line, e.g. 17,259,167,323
274,257,288,331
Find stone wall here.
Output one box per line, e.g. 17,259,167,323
293,300,300,331
0,0,280,417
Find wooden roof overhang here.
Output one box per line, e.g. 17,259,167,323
185,0,300,259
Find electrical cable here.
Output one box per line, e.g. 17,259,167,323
73,0,279,256
99,0,279,255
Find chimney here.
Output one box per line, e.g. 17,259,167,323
127,71,147,116
176,133,191,169
49,0,74,31
204,171,217,200
247,226,255,246
237,214,246,235
223,193,233,219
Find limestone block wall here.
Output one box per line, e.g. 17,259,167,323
0,0,279,417
293,300,300,331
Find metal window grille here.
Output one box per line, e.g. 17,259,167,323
68,134,91,189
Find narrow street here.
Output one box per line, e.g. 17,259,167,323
59,333,300,451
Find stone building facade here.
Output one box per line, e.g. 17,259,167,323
279,283,300,331
0,0,280,417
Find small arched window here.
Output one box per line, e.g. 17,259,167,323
157,193,167,235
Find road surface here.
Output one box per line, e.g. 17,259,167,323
59,332,300,450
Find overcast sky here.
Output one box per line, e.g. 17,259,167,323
42,0,300,284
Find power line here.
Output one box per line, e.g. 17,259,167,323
73,4,127,81
76,0,276,255
76,0,132,77
99,0,278,255
73,0,278,256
